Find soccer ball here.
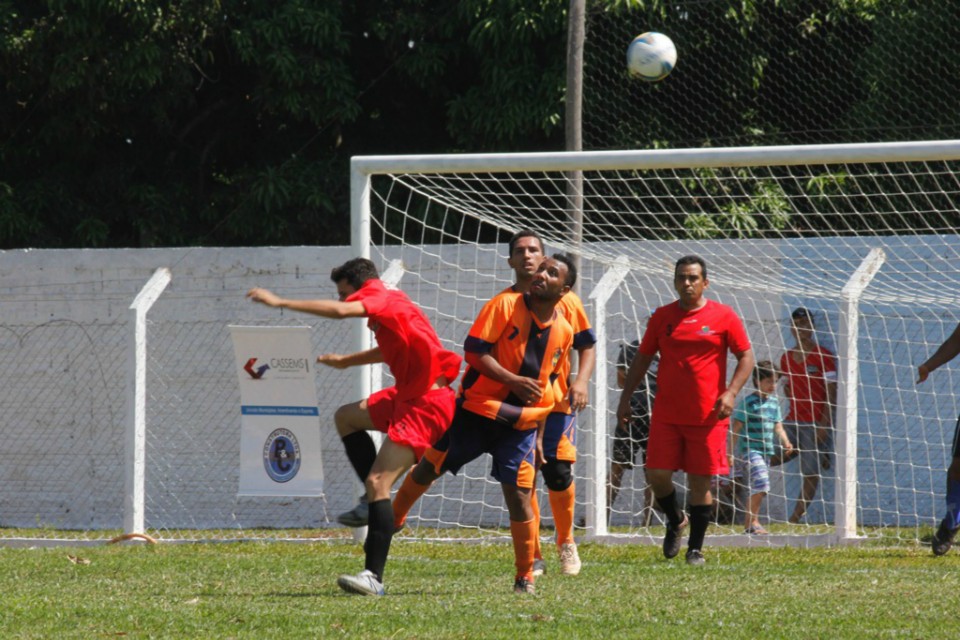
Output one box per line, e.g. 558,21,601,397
626,32,677,82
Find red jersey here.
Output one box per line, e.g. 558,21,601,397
500,286,597,414
460,291,573,430
347,279,461,402
639,299,751,426
779,344,837,424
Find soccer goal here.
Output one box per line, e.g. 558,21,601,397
352,139,960,547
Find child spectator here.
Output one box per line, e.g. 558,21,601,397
729,361,793,534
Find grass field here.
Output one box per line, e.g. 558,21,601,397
1,536,957,639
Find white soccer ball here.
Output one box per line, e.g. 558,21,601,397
626,32,677,82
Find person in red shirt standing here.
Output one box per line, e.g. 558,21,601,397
247,257,461,596
778,307,837,524
616,255,754,565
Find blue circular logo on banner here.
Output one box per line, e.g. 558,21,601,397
263,429,301,483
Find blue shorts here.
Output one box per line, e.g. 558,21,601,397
733,450,771,495
424,406,537,488
542,412,576,463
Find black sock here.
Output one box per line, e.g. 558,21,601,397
364,499,394,581
341,431,377,483
687,504,713,552
655,490,684,528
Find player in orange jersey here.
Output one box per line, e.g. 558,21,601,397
391,254,577,594
500,230,595,577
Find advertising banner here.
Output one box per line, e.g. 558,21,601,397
229,325,323,496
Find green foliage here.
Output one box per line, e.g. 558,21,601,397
2,0,958,249
0,0,568,249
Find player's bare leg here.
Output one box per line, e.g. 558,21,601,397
789,474,820,523
337,438,416,596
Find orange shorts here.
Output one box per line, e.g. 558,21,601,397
367,385,456,460
645,418,730,476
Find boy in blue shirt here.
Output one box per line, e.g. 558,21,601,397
729,361,794,534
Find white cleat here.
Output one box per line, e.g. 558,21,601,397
559,542,582,576
337,569,384,596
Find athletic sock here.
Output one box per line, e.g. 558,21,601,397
687,504,713,552
392,470,430,530
341,431,377,482
510,517,537,580
656,490,685,528
531,489,543,560
549,483,576,546
946,477,960,529
363,499,394,582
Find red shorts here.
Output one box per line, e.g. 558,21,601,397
367,385,456,460
645,419,730,476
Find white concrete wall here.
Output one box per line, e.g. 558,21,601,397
1,239,956,535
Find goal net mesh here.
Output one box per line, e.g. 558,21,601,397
361,145,960,545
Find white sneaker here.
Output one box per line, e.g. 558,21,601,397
559,542,581,576
531,558,547,577
337,495,369,527
337,569,384,596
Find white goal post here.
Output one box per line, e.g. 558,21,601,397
351,140,960,547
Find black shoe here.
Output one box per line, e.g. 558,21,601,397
932,519,959,557
685,548,706,566
663,515,688,559
513,576,535,594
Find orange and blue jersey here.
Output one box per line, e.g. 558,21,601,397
554,291,596,414
500,286,596,415
460,291,574,430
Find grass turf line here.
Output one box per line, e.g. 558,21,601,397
0,541,957,638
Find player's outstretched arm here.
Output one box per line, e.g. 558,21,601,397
317,347,383,369
918,322,960,383
246,287,366,319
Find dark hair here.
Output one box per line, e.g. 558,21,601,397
753,360,778,385
330,258,379,289
674,255,708,280
791,307,814,324
508,229,544,256
551,252,577,288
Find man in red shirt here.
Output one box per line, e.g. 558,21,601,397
247,257,461,596
616,255,754,565
778,307,837,524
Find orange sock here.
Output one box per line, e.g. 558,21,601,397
510,517,537,579
549,483,576,546
531,489,543,560
392,471,429,530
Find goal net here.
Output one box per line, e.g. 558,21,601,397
354,140,960,547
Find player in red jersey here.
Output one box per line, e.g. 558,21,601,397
499,230,596,576
778,307,837,523
616,255,754,565
391,254,577,594
247,257,461,596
